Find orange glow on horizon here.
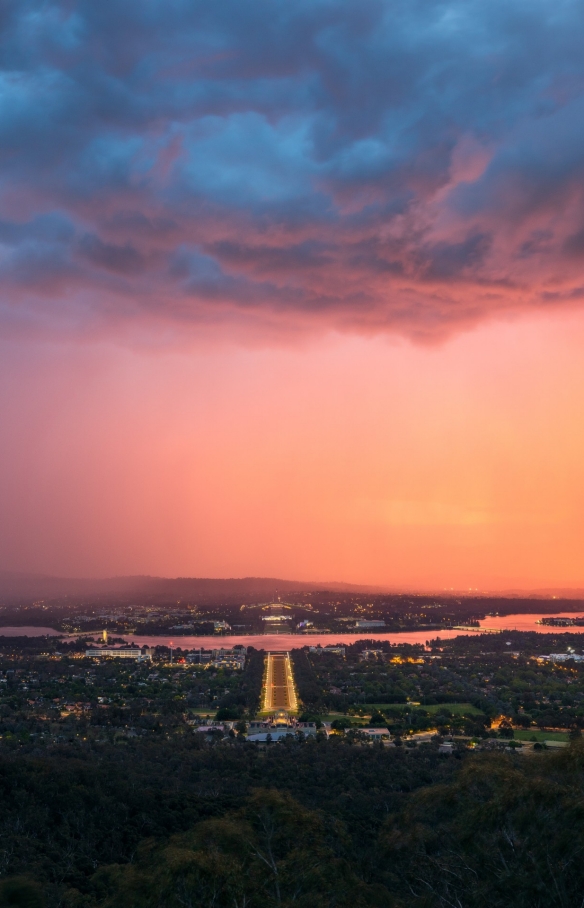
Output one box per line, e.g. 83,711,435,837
1,309,584,591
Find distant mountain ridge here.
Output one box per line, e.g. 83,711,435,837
0,571,583,602
0,571,382,600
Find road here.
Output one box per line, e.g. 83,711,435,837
263,652,298,712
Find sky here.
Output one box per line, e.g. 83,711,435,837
2,0,584,589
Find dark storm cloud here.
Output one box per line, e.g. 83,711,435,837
78,234,144,275
1,0,584,340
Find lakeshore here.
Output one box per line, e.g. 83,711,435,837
1,611,584,649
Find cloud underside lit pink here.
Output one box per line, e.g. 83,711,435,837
3,0,584,342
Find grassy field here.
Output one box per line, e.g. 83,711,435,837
320,714,368,725
424,703,484,716
361,702,484,716
317,702,484,723
514,729,569,743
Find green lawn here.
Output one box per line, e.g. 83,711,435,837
319,702,483,722
362,702,484,716
424,703,484,716
514,729,569,743
320,713,368,725
187,709,216,717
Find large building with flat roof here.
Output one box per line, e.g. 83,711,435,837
86,647,149,660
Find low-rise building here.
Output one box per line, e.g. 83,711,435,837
210,656,245,669
85,647,150,661
542,653,584,663
308,645,346,656
359,649,385,661
186,647,246,669
248,719,270,732
186,650,212,664
247,725,317,743
247,714,318,742
361,728,391,741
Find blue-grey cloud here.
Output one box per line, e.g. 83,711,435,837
1,0,584,340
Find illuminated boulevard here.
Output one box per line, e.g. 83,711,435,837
262,652,298,712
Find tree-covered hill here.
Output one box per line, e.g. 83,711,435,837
1,740,584,907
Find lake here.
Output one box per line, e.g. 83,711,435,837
1,612,583,649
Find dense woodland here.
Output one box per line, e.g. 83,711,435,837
1,739,584,907
0,631,583,906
